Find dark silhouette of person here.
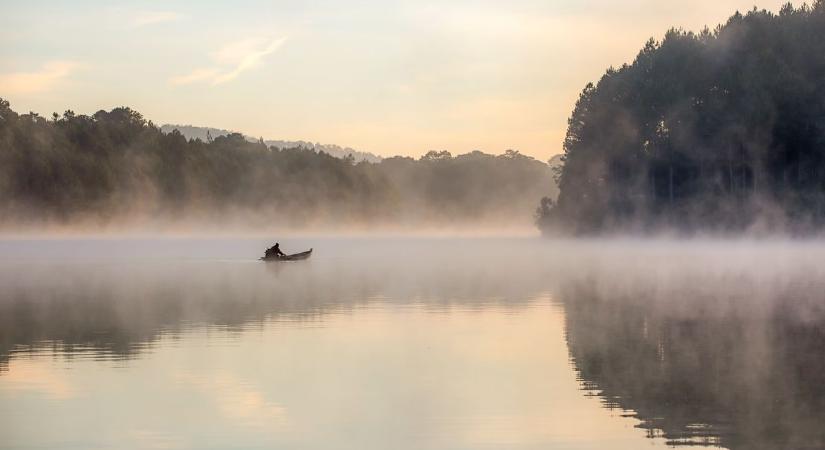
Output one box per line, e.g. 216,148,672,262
265,242,286,258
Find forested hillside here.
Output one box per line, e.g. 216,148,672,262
159,124,383,163
0,101,556,230
538,2,825,234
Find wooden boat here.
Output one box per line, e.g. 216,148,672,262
260,248,313,262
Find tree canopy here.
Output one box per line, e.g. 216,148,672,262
538,2,825,234
0,100,556,230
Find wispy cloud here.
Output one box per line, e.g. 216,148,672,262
131,11,181,28
170,37,287,86
168,68,221,86
0,61,79,94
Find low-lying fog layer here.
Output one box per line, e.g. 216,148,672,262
4,237,824,315
2,237,825,449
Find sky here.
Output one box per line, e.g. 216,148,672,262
0,0,790,160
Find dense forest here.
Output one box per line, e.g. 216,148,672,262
0,100,556,231
538,2,825,234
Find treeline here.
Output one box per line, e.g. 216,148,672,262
0,101,556,230
538,2,825,234
158,124,383,163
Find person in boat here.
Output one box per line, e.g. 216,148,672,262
265,242,286,258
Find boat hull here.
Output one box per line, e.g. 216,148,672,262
260,248,313,262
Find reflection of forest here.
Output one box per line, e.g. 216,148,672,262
0,253,548,369
6,240,825,450
563,283,825,449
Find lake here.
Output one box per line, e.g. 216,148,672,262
2,237,825,449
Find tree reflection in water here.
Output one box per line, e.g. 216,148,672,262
563,277,825,449
4,238,825,450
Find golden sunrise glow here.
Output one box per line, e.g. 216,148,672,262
0,0,792,160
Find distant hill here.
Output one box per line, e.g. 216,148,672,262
159,124,234,143
160,124,383,163
263,139,382,164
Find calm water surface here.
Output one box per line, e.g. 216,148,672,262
2,237,825,449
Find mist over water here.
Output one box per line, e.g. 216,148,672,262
5,1,825,448
2,237,825,449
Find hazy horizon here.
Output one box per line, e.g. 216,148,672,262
0,0,791,161
5,2,825,448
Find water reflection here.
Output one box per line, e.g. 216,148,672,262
0,270,538,366
562,257,825,449
3,238,825,449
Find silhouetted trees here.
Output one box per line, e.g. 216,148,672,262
538,2,825,234
0,100,556,229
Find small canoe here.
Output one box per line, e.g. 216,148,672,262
260,248,313,262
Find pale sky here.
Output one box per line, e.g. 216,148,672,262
0,0,789,160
